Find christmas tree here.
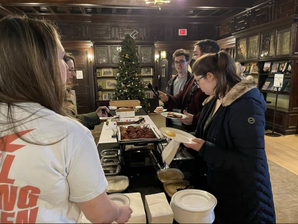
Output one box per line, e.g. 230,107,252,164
114,34,150,112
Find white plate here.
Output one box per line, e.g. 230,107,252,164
109,106,117,110
154,109,167,114
108,194,130,206
106,176,129,193
160,112,186,119
159,127,196,144
172,189,217,212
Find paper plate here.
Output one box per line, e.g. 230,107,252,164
108,194,130,206
159,127,196,144
172,189,217,212
106,175,129,193
160,112,186,120
154,108,167,114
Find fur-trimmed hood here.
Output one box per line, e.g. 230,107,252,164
202,75,257,106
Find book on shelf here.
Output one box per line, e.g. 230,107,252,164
282,81,291,92
271,62,279,73
263,62,271,72
261,81,271,90
267,81,274,90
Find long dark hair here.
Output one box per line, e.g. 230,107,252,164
192,51,241,98
0,15,67,147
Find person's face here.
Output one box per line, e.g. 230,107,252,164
66,59,76,85
194,72,216,96
193,45,202,60
174,55,188,74
57,40,68,84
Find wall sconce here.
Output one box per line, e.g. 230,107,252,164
155,54,160,61
88,54,93,62
161,51,166,59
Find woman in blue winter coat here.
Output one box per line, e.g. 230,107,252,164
184,51,276,223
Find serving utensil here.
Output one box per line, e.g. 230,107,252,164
147,83,159,99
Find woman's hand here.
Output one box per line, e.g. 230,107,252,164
178,110,194,125
184,138,205,152
158,91,168,103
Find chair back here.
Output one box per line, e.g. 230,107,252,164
109,100,140,107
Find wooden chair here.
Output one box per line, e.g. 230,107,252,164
109,100,140,107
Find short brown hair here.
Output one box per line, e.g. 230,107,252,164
172,49,190,61
194,39,220,55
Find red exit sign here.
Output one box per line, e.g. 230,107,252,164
178,29,187,36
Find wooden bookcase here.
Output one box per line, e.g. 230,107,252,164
233,17,298,135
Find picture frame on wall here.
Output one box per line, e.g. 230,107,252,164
96,69,101,77
102,68,114,77
142,78,153,87
105,79,117,89
141,67,153,76
97,80,103,89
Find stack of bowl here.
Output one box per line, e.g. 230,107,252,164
170,189,217,223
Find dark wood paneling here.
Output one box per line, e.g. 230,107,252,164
62,41,95,114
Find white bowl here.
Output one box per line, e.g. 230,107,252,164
170,189,217,223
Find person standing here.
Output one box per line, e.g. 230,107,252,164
158,39,220,132
165,49,192,129
64,53,110,129
0,15,132,223
184,51,275,223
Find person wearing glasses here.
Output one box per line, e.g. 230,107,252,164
184,51,276,223
64,53,110,129
164,49,192,129
158,39,220,132
0,15,132,223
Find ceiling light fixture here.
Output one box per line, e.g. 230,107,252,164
145,0,170,10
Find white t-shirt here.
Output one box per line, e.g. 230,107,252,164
0,103,107,223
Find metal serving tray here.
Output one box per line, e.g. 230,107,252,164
116,124,165,145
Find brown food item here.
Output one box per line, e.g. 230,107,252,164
120,126,156,140
158,169,184,183
167,112,182,118
164,181,193,197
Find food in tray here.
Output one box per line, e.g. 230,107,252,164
120,125,156,140
167,112,183,118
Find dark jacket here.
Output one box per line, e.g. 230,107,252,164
194,76,275,223
164,76,208,132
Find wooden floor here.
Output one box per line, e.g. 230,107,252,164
265,131,298,175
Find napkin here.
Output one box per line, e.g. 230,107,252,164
162,140,180,166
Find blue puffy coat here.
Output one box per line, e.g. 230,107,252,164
194,76,276,223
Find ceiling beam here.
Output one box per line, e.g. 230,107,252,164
0,0,254,10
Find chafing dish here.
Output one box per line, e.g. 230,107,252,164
116,124,165,146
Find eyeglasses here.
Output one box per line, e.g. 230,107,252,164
69,69,76,72
174,60,186,65
194,76,205,86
